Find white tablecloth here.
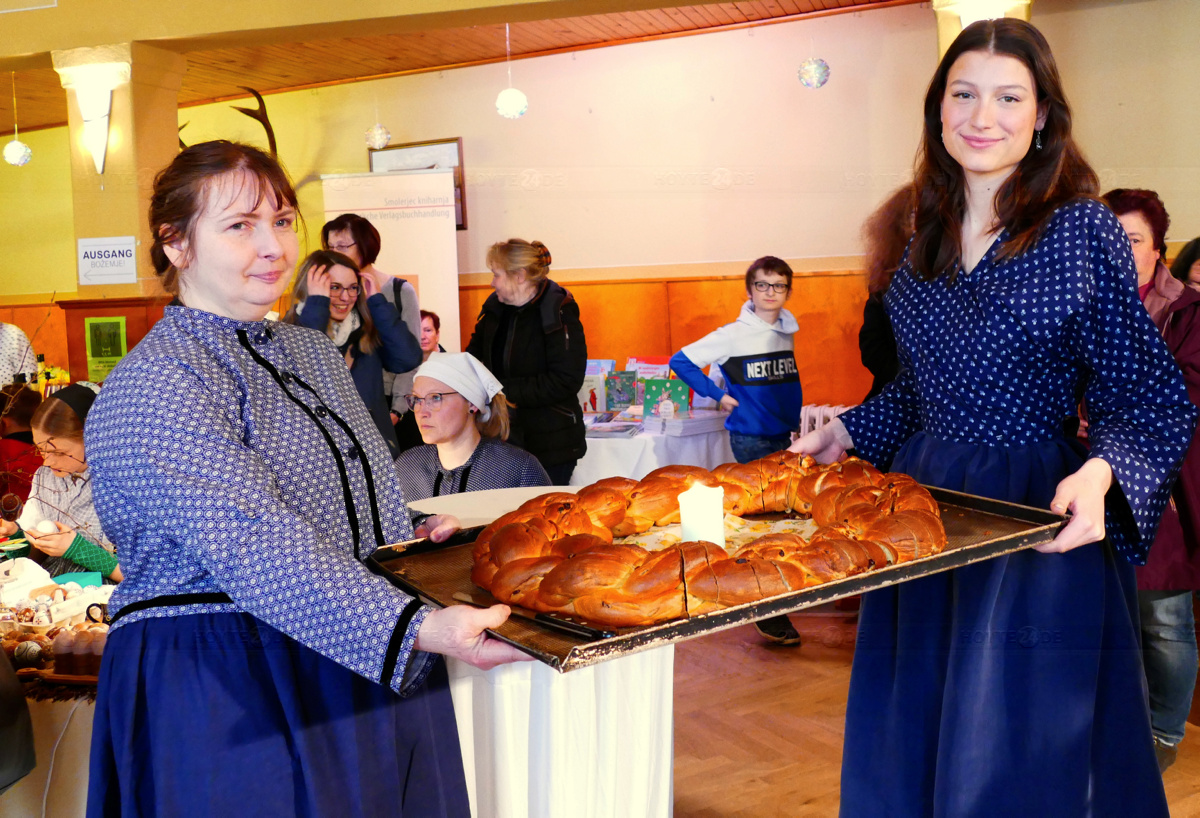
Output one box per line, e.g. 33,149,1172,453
448,648,674,818
409,490,676,818
571,429,735,486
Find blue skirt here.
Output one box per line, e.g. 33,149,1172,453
87,613,469,817
840,433,1167,817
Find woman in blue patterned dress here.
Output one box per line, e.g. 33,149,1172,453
84,141,529,817
792,20,1196,816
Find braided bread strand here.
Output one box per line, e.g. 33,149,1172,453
470,452,948,627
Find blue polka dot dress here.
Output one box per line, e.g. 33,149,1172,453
837,200,1196,817
84,306,469,817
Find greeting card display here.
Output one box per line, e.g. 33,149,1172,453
643,378,691,417
605,371,637,410
625,356,671,404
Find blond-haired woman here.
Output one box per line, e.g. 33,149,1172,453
396,353,550,501
465,239,587,485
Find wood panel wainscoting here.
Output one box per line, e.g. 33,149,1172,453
459,269,874,408
0,303,69,378
7,266,875,404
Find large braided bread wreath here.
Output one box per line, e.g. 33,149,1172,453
470,452,947,627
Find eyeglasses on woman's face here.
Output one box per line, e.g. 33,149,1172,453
328,242,356,253
405,392,457,411
329,283,360,298
752,281,789,293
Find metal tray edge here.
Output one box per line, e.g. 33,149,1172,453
551,515,1067,673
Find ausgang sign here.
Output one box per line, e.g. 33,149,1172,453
78,236,137,286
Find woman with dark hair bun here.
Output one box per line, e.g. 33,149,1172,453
85,140,527,816
792,20,1194,815
1105,187,1200,771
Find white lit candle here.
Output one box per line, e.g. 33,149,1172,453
678,483,726,548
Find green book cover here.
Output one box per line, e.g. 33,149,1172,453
605,371,636,410
644,378,690,416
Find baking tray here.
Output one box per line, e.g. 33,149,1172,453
368,487,1066,672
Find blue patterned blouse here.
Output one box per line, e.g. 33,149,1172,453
86,306,433,694
840,200,1197,564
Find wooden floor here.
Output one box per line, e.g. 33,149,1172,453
673,610,1200,817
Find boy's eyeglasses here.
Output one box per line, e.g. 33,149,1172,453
329,284,360,298
405,392,456,411
753,281,790,293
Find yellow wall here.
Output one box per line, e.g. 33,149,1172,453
0,127,76,301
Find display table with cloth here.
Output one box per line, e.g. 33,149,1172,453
569,428,735,486
0,695,94,816
411,486,675,818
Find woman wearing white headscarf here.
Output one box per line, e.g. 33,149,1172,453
396,353,550,501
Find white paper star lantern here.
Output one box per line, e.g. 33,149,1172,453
365,123,391,150
3,139,31,167
496,87,528,119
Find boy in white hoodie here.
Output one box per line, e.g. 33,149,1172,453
670,256,804,645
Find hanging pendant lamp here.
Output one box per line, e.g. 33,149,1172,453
496,24,528,119
4,73,32,167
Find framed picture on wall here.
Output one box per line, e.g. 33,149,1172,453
369,137,467,230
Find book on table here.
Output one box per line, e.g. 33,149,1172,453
605,371,637,410
643,409,730,436
578,374,607,413
643,378,691,418
585,421,641,439
624,356,671,405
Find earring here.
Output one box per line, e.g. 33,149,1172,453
1035,130,1043,151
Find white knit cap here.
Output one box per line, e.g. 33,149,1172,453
414,352,504,421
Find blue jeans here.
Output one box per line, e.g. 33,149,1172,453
729,433,793,465
1139,589,1199,745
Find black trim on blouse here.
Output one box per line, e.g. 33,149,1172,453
237,330,371,560
381,598,423,688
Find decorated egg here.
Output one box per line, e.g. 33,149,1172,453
13,640,42,668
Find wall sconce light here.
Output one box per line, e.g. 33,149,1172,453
54,61,130,175
932,0,1032,56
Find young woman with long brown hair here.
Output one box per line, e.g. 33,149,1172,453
282,249,421,456
792,20,1193,815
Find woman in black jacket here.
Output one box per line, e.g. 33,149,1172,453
466,239,586,484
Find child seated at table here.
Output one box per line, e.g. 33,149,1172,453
396,353,551,501
669,255,804,645
0,384,121,583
